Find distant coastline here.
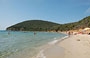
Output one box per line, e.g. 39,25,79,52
6,16,90,32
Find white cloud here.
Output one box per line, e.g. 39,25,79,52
85,8,90,14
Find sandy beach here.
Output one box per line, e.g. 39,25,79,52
41,34,90,58
57,34,90,58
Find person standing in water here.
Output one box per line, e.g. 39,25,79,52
8,31,10,35
34,32,36,35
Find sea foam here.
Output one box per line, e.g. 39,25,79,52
36,50,46,58
35,35,68,58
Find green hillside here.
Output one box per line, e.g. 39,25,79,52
54,16,90,31
75,16,90,28
6,16,90,31
6,20,60,31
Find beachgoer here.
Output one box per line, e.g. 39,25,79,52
8,31,10,35
34,32,36,35
68,31,70,37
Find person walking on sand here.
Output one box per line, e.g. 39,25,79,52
68,31,70,37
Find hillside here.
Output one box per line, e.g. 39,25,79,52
75,16,90,28
6,16,90,31
6,20,60,31
54,16,90,31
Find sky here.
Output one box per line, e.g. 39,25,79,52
0,0,90,30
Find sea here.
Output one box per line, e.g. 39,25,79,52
0,30,67,58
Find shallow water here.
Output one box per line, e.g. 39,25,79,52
0,30,66,58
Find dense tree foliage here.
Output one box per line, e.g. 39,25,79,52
6,20,60,31
54,16,90,31
6,16,90,31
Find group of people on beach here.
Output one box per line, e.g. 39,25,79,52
67,30,90,37
67,31,74,37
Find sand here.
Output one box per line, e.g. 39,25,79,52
57,34,90,58
44,45,64,58
35,34,90,58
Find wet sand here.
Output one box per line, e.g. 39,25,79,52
44,45,64,58
42,34,90,58
35,34,90,58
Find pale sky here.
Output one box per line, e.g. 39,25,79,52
0,0,90,30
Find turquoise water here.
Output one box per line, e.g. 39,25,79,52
0,31,66,58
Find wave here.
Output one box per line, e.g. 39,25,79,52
48,36,69,45
35,35,69,58
35,50,46,58
48,39,58,45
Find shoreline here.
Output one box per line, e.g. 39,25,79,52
35,34,90,58
34,34,68,58
58,34,90,58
